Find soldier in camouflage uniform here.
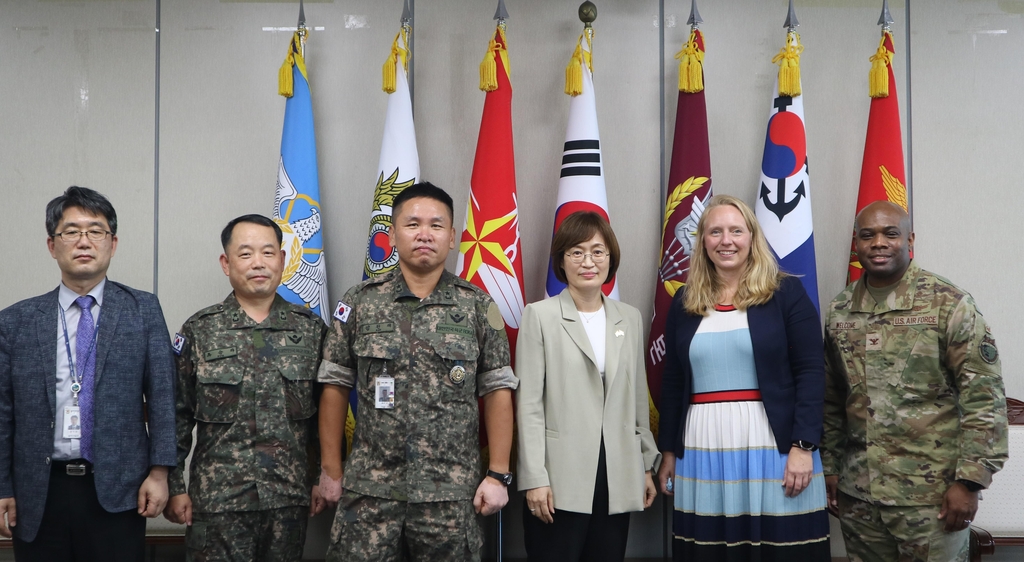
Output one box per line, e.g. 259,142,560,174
821,201,1008,562
318,183,518,562
164,215,327,562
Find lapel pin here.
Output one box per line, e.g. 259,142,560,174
615,330,624,338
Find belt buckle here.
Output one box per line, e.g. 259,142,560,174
66,463,87,476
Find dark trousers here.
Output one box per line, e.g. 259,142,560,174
13,461,146,562
523,443,631,562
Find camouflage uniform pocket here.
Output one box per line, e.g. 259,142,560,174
353,335,401,385
185,521,207,551
888,327,924,387
195,359,243,423
279,359,317,420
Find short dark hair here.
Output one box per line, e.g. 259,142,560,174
550,211,621,285
221,214,283,250
45,186,118,237
391,182,454,224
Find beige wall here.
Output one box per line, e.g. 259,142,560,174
2,0,1022,558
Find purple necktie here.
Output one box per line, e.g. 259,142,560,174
75,295,95,462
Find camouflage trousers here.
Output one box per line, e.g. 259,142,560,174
326,491,484,562
186,506,308,562
837,492,969,562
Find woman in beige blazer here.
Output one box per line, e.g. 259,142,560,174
516,212,660,562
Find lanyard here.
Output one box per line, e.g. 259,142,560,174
59,304,99,405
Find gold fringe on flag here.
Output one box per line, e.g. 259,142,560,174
480,39,498,91
479,28,510,92
772,31,803,97
278,31,305,98
675,30,704,93
382,28,411,94
564,33,593,97
869,32,893,98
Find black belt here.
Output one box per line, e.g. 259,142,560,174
52,459,93,476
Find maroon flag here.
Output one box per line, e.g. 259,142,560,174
646,29,713,441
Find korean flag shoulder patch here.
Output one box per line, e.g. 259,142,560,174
172,333,186,356
333,300,353,324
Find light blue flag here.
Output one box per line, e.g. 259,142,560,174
273,32,329,322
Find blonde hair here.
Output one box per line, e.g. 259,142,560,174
683,194,783,315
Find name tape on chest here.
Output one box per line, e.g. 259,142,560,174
204,347,238,361
437,324,474,336
831,315,938,332
359,322,396,335
890,315,938,327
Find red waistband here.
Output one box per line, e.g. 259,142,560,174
691,389,762,404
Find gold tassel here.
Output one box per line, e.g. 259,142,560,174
278,33,298,98
479,38,498,92
869,33,892,98
382,32,399,94
675,30,704,93
565,38,584,96
772,31,803,97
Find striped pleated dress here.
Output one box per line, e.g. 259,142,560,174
672,305,831,561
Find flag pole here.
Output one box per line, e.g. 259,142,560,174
296,0,307,57
492,8,509,562
401,0,413,102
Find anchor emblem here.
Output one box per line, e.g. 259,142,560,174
760,177,805,222
758,95,807,222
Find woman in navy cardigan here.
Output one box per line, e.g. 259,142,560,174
655,195,830,561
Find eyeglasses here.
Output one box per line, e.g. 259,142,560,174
54,229,112,243
565,249,608,264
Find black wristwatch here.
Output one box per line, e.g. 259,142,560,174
486,470,513,487
793,440,818,452
957,479,984,493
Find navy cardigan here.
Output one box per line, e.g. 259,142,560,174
657,276,825,457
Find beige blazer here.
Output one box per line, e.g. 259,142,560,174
515,290,660,515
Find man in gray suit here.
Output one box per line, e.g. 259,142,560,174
0,186,177,561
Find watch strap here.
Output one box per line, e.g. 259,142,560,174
486,469,512,487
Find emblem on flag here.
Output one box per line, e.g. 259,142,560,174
274,162,328,317
365,170,413,278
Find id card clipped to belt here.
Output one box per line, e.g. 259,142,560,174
375,362,395,409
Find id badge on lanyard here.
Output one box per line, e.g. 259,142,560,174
59,304,97,439
375,361,395,409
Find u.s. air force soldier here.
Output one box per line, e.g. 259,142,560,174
821,201,1008,562
318,182,518,561
164,214,327,561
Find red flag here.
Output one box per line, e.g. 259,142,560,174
646,30,713,441
848,31,908,282
456,27,525,450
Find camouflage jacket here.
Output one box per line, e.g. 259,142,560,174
822,262,1008,506
169,293,326,512
318,269,517,503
